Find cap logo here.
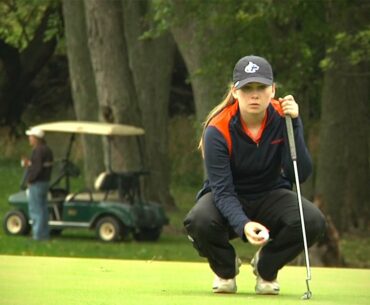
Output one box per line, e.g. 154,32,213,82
244,61,259,73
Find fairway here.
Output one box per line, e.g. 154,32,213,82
0,255,369,305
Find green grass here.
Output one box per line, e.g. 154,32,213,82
1,255,369,305
0,158,256,262
1,157,370,268
0,225,257,263
0,146,370,304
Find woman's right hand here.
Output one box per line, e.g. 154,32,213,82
244,221,269,245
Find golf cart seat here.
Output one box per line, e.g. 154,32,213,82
65,170,146,203
65,172,119,202
95,170,147,203
94,171,118,191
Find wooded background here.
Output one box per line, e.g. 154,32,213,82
0,0,369,239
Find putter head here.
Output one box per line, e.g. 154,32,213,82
301,291,312,300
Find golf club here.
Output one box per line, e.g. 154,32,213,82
285,116,312,300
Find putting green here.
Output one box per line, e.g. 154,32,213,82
0,255,369,305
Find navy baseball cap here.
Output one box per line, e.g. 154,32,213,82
233,55,273,89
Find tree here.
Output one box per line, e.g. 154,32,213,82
84,0,142,172
315,0,369,232
0,0,61,132
122,0,176,207
169,1,232,123
82,0,176,208
158,0,326,137
62,0,104,187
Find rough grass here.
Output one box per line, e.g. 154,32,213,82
1,255,369,305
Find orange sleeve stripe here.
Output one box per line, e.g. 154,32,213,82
208,102,239,156
270,99,284,117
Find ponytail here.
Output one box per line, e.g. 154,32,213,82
198,84,236,154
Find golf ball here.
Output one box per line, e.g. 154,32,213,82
258,230,269,241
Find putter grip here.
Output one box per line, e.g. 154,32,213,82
285,116,297,161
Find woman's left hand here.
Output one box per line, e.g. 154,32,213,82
279,95,299,118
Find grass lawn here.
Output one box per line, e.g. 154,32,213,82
0,161,369,267
0,144,370,305
1,255,369,305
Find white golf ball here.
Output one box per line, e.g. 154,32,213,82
258,230,269,241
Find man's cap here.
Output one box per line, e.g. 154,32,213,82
233,55,273,89
26,127,45,138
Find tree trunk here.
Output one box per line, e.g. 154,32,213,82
170,2,226,125
0,39,20,126
170,2,234,187
315,2,369,232
63,0,104,187
121,0,176,208
319,62,369,232
0,7,57,131
84,0,142,171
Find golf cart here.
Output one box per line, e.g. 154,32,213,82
3,121,169,242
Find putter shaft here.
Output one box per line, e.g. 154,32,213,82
285,116,312,299
293,160,312,283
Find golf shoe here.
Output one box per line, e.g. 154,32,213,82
251,248,280,295
212,257,242,293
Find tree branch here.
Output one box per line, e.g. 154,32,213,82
19,5,60,85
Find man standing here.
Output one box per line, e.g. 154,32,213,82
24,127,53,240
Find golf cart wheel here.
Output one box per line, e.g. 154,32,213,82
3,210,31,235
133,227,162,241
96,216,123,242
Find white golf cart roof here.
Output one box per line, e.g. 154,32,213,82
33,121,145,136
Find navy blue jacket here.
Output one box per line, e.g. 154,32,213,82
199,100,312,238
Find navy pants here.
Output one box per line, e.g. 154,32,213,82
184,189,326,281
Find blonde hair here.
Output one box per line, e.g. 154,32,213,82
198,84,236,154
